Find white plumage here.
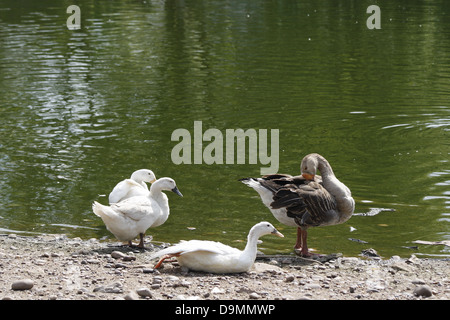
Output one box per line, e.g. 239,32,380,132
93,177,182,248
108,169,156,204
150,222,284,273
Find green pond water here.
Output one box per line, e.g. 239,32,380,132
0,0,449,258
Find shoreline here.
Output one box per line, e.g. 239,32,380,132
0,233,448,300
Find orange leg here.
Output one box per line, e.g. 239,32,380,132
153,253,181,269
294,228,313,257
294,227,302,250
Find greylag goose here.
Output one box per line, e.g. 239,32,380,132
150,221,284,273
108,169,156,204
240,153,354,257
93,177,182,248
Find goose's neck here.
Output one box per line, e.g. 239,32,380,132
316,155,335,179
241,228,261,260
149,185,167,204
316,155,355,216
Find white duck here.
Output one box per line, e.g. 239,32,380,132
150,221,284,273
240,153,355,257
108,169,156,204
93,177,182,248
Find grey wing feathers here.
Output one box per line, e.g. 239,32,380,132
261,175,337,228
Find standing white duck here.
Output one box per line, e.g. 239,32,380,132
240,153,354,257
150,221,284,273
93,177,182,248
108,169,156,204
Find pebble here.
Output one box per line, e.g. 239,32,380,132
124,291,140,300
142,268,154,274
11,279,34,291
249,292,260,299
413,285,433,298
94,282,123,294
136,287,153,298
411,279,426,285
285,274,295,282
111,251,126,259
211,287,224,294
111,251,135,261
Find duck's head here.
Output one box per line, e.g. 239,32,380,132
300,153,320,180
152,177,183,197
253,221,284,238
132,169,157,183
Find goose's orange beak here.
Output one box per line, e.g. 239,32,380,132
302,173,315,180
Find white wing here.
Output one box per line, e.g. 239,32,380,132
109,179,149,204
150,240,240,259
111,195,156,221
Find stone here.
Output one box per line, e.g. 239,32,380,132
211,287,224,294
249,292,260,299
413,285,432,298
411,279,426,285
11,279,34,291
285,274,295,282
93,282,123,294
124,291,139,300
111,251,126,259
136,287,152,298
143,268,154,274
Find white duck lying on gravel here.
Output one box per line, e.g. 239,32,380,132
93,177,182,248
150,221,284,273
108,169,156,204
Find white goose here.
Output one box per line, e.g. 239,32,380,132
240,153,355,257
150,221,284,273
93,177,182,248
108,169,156,204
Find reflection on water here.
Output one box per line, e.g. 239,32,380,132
0,0,449,258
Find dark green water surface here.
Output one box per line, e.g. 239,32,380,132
1,0,449,258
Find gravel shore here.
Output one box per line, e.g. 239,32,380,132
0,234,448,301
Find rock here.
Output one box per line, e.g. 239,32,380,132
124,291,140,300
361,248,380,258
285,274,295,282
211,287,224,294
406,254,420,265
151,284,161,289
411,279,426,285
391,262,413,273
123,255,136,261
249,292,260,299
142,268,154,274
305,283,321,290
93,282,123,294
136,287,152,298
252,262,284,274
111,251,126,259
413,285,432,298
11,279,34,291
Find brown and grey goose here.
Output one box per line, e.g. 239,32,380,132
240,153,355,257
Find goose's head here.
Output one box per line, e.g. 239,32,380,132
131,169,157,183
300,153,320,180
152,177,183,197
252,221,284,238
